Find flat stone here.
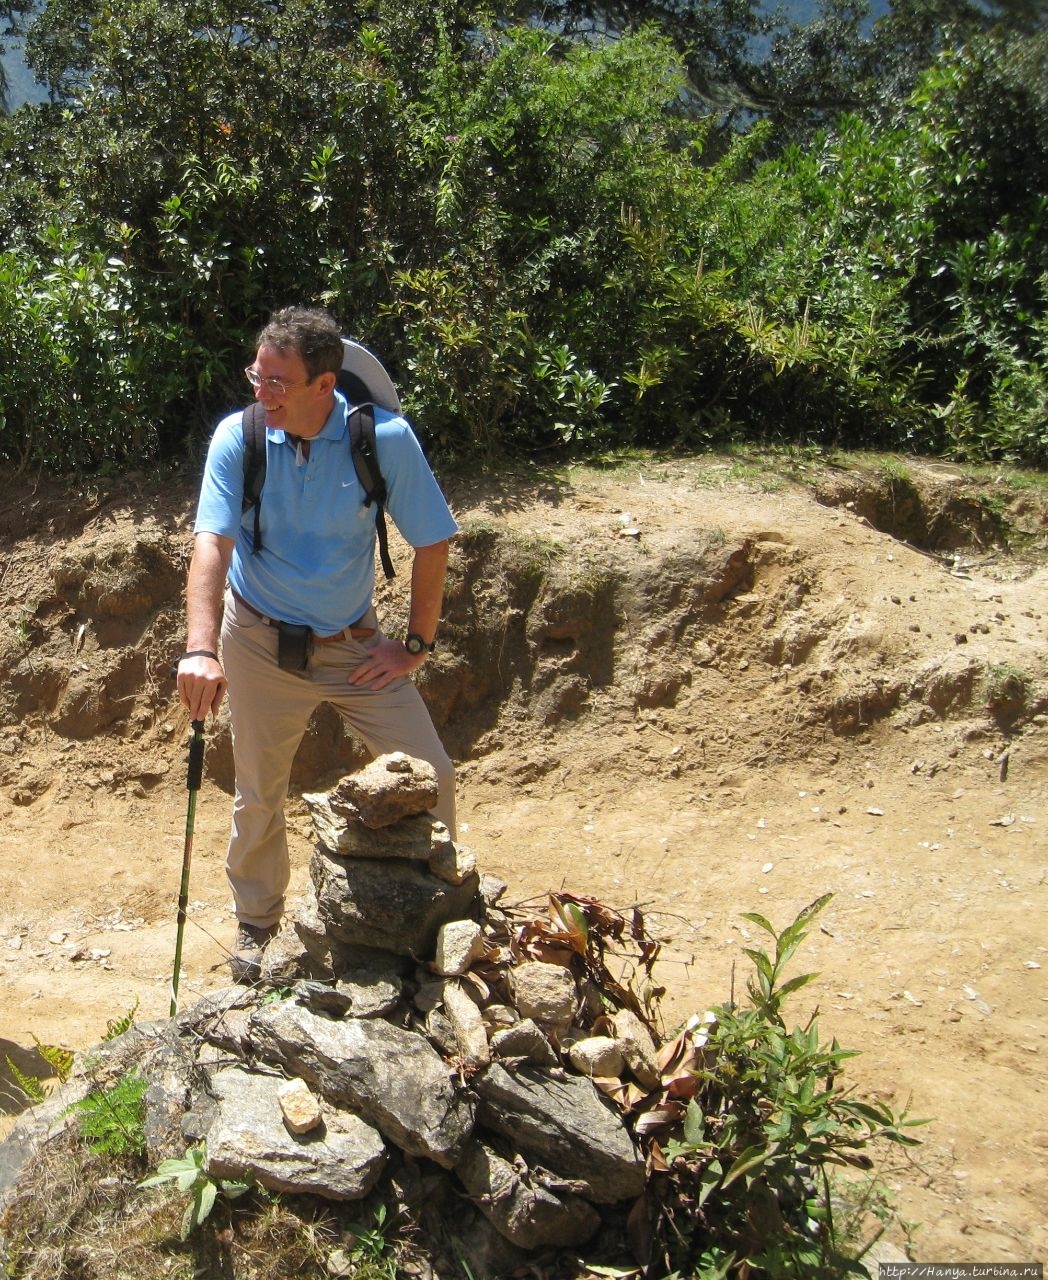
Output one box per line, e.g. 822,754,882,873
475,1064,644,1203
304,799,444,860
292,972,402,1019
458,1140,601,1249
324,753,440,828
205,1066,386,1200
286,891,407,979
248,999,474,1167
335,972,402,1017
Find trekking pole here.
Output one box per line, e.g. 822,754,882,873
170,719,205,1017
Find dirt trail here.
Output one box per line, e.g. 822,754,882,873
0,455,1045,1264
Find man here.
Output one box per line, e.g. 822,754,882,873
176,306,458,982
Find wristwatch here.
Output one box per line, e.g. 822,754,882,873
404,632,436,655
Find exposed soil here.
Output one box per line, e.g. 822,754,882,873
0,452,1045,1265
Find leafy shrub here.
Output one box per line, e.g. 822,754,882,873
636,896,924,1276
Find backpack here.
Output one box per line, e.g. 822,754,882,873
241,339,401,579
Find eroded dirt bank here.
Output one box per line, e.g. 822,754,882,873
0,454,1045,1263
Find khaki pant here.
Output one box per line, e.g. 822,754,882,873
221,589,455,928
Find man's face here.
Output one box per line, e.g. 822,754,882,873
247,343,334,437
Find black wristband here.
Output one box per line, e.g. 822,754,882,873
405,632,436,656
170,650,219,680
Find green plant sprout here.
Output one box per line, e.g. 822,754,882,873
139,1144,251,1240
102,996,140,1042
345,1203,399,1279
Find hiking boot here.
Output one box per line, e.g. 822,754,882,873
229,922,279,984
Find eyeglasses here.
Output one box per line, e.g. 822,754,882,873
244,366,311,396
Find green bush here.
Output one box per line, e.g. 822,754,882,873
0,2,1043,471
646,896,924,1277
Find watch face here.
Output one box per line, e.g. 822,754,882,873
405,635,424,654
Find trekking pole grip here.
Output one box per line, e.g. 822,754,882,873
187,720,205,791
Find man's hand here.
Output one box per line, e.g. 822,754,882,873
178,654,228,721
180,531,234,721
348,636,426,691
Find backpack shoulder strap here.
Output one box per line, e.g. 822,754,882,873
241,402,267,555
348,404,395,580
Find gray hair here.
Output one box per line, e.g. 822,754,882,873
256,307,343,382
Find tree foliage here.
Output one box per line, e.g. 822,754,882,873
0,0,1044,471
501,0,1048,143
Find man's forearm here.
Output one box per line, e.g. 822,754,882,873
408,540,451,643
186,533,234,651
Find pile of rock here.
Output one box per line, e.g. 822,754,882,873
159,753,663,1273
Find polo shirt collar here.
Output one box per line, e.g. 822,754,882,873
266,392,348,444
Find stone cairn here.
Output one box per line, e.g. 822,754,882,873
4,753,676,1277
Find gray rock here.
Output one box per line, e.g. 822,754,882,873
139,1023,208,1162
482,1004,519,1032
442,980,491,1068
176,986,256,1036
292,972,401,1020
247,999,474,1167
311,845,479,957
442,1205,529,1280
177,987,257,1054
330,972,404,1018
205,1066,386,1200
479,873,509,907
458,1140,601,1249
509,961,577,1028
0,1079,86,1211
306,802,455,864
260,922,314,983
293,980,355,1016
567,1035,626,1079
610,1009,661,1090
320,753,440,829
429,840,478,886
425,1006,458,1058
859,1238,911,1278
434,920,486,976
489,1019,558,1068
475,1064,644,1203
413,973,447,1013
288,890,407,979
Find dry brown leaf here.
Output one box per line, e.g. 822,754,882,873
634,1102,687,1136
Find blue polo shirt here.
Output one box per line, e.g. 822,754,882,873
194,393,459,633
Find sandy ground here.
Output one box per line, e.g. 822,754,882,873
0,456,1045,1265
